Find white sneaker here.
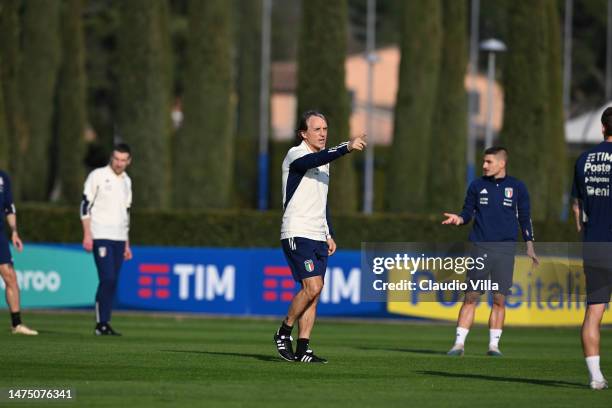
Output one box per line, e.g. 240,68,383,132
11,324,38,336
590,379,608,390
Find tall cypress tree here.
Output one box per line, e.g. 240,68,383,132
427,0,467,213
234,0,262,209
117,0,171,208
544,0,567,220
500,0,549,220
386,0,442,212
20,0,62,201
0,0,25,198
296,0,355,213
174,0,233,208
56,0,87,203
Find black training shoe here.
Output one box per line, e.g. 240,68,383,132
295,349,327,364
95,323,122,336
273,331,295,362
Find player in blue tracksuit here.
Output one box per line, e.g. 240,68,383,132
442,146,538,356
273,110,366,363
571,107,612,390
0,171,37,335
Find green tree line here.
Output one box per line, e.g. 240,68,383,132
0,0,568,221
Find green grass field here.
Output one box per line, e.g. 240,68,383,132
0,311,610,407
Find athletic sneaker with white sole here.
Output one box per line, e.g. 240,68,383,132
447,345,464,356
590,379,608,390
95,323,122,336
273,331,295,362
11,324,38,335
295,349,327,363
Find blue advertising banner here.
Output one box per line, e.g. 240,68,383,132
2,244,383,317
118,247,251,314
118,246,383,317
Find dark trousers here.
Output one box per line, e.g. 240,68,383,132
93,240,125,323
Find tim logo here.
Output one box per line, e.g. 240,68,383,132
137,263,171,299
261,266,360,304
262,266,296,302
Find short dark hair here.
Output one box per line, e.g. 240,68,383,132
484,146,508,161
295,110,327,144
601,107,612,136
113,143,131,157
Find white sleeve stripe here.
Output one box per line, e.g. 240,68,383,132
328,142,349,153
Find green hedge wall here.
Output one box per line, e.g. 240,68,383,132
15,205,579,249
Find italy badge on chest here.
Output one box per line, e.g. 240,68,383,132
504,187,513,199
304,259,314,272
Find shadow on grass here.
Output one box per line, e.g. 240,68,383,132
416,370,585,388
161,349,284,363
357,346,446,355
17,329,86,336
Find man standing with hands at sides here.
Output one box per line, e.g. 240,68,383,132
274,110,366,363
442,147,538,357
81,143,133,336
571,107,612,390
0,171,37,335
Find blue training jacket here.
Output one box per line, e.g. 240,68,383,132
459,175,534,242
572,141,612,242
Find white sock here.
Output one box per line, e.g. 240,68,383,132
489,329,502,349
454,327,469,346
586,356,605,382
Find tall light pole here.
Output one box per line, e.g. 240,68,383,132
480,38,506,149
466,0,480,184
258,0,272,210
363,0,376,214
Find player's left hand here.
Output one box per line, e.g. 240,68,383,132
572,201,582,232
124,244,133,260
11,231,23,252
526,241,539,266
327,237,337,256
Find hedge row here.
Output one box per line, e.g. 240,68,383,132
15,205,580,249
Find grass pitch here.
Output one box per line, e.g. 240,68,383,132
0,311,610,407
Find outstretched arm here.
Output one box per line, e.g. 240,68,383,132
290,135,367,172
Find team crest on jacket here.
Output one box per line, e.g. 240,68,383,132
304,259,314,272
504,187,513,199
98,246,107,258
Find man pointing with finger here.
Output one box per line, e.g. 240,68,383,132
273,110,366,363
